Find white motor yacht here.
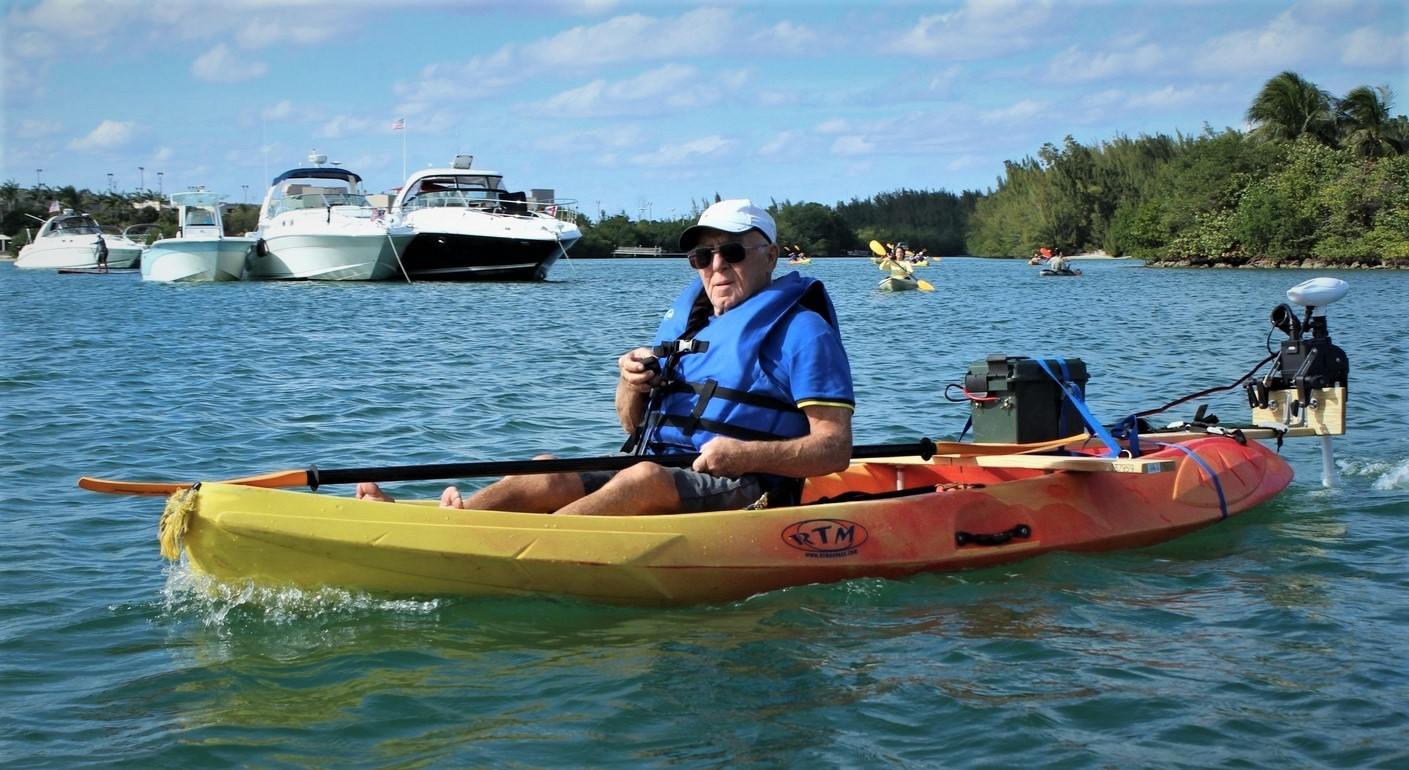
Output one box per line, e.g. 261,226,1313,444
15,210,144,270
141,191,254,282
390,155,580,281
246,152,414,281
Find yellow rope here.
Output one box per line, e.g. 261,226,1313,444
158,485,199,560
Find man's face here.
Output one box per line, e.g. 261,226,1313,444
693,229,778,315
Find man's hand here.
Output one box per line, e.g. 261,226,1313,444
618,347,661,394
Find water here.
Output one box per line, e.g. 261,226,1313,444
2,257,1406,768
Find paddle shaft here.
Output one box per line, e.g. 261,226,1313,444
304,439,936,489
78,438,961,496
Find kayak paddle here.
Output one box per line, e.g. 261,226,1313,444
76,435,1085,496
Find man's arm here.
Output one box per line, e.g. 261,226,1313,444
691,405,853,479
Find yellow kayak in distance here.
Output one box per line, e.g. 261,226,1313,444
878,276,918,291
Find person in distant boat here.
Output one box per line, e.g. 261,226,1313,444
880,243,915,279
356,199,855,515
1047,249,1071,274
95,236,108,272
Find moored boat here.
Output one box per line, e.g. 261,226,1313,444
246,152,414,281
15,210,143,270
82,278,1351,606
390,155,580,281
142,191,254,282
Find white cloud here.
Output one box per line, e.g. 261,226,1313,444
395,6,741,107
191,43,267,83
16,117,65,140
1340,25,1408,68
262,101,298,121
895,0,1055,59
1049,43,1168,83
978,99,1046,124
830,135,876,155
67,120,138,152
1125,85,1202,110
532,63,740,118
630,135,733,167
1192,9,1322,76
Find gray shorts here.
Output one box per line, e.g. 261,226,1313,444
579,466,766,513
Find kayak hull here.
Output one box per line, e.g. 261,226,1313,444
164,436,1294,606
879,276,918,291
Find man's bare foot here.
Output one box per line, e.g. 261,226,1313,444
440,486,467,509
355,482,395,502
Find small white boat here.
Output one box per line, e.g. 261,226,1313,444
246,152,414,281
15,210,143,270
390,155,580,281
141,191,254,282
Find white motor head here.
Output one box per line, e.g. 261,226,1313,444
1287,277,1349,317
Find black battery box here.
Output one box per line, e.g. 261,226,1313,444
964,354,1090,444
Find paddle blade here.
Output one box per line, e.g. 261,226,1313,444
78,468,310,496
917,279,935,291
869,239,887,256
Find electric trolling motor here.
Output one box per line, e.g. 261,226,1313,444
1247,277,1350,487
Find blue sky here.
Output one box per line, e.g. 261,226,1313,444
3,0,1405,221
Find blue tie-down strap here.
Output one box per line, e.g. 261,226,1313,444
1107,414,1142,458
1159,441,1229,520
1034,357,1121,457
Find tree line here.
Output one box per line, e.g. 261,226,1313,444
4,72,1404,266
966,73,1408,266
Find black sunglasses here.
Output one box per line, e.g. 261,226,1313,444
687,241,769,269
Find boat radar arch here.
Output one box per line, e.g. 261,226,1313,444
307,151,328,167
452,155,474,169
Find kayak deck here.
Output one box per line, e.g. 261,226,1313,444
164,435,1293,606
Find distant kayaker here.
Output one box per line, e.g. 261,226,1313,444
356,199,855,515
880,245,915,279
1047,250,1070,274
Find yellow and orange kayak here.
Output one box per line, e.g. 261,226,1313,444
158,435,1293,606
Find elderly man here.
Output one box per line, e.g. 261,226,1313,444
358,199,854,515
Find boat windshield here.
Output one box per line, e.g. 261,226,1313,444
50,216,101,235
402,174,507,210
272,192,370,215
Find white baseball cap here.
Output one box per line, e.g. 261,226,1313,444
678,199,777,250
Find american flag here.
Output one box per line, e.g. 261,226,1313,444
545,205,557,217
391,118,405,131
48,200,60,213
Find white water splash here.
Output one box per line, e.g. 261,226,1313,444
161,561,443,625
1372,458,1409,490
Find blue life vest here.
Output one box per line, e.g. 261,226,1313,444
642,272,840,455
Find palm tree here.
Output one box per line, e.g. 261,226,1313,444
1246,71,1337,146
1338,85,1405,158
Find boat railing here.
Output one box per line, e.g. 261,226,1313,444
399,191,577,222
123,224,161,245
